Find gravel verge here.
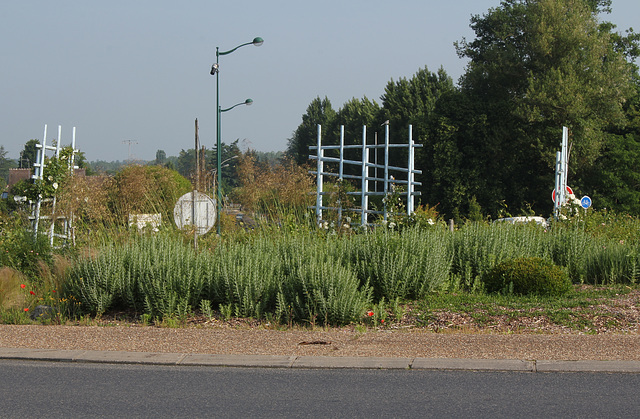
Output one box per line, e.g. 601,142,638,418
1,324,639,361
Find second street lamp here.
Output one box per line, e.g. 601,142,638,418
211,37,263,235
216,98,252,216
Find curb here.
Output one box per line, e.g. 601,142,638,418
2,348,640,373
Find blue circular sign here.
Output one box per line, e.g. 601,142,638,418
580,196,592,209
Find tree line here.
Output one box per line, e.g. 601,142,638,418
285,0,640,220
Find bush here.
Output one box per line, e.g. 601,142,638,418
483,257,572,296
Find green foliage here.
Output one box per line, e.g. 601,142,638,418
0,145,17,187
348,227,453,300
286,96,336,165
484,257,572,296
0,213,52,280
107,165,191,224
20,139,39,169
451,222,551,291
436,0,640,219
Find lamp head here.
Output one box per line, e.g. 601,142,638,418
210,63,219,75
244,98,253,106
252,37,264,46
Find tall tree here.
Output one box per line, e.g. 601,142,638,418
155,149,167,166
286,97,336,165
446,0,636,217
380,67,455,203
0,145,17,187
20,139,39,168
381,66,454,146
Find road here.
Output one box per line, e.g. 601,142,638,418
1,360,639,418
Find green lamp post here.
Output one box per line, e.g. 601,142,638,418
211,37,263,235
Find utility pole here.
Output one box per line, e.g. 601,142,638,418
122,140,138,161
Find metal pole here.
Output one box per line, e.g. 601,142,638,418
194,118,199,248
216,47,221,235
316,124,323,224
408,124,414,215
383,123,390,221
554,151,562,218
361,126,369,226
338,125,344,225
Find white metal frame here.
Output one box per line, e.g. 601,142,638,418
31,124,79,245
553,126,569,218
309,124,422,227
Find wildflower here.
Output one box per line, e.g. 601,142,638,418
367,311,374,317
381,319,385,324
20,284,26,289
52,290,57,293
24,308,29,312
30,291,35,295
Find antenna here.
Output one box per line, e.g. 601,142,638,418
122,139,138,161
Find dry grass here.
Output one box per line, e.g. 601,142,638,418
0,267,28,310
233,155,314,214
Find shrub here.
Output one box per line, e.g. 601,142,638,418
107,165,192,225
483,257,572,296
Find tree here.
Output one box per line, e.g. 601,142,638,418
381,66,454,147
380,66,455,204
155,150,167,166
0,145,17,188
211,139,242,193
20,139,39,168
445,0,637,217
286,97,336,165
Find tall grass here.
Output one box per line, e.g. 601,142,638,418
451,222,551,290
347,227,453,299
57,216,640,325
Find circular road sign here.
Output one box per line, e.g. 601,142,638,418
580,196,592,209
173,191,217,235
552,186,574,204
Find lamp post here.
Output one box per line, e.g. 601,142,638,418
210,37,263,235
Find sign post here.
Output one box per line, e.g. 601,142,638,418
580,196,592,214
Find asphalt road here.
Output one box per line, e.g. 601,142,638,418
2,360,640,418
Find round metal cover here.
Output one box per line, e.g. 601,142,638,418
173,191,217,235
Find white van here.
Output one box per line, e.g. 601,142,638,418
493,216,549,228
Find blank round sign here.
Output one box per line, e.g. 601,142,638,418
173,191,217,235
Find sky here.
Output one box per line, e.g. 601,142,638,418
1,0,639,163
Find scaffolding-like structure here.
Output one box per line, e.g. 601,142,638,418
31,124,80,246
309,124,422,227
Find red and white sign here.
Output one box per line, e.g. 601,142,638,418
552,186,574,204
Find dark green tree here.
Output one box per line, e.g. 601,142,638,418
0,145,17,188
380,66,454,147
286,97,336,165
20,139,39,168
379,66,455,206
211,139,242,193
444,0,636,217
155,149,167,166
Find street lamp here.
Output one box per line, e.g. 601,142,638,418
211,37,263,235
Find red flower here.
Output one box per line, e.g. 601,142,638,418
23,308,29,312
367,311,374,317
52,290,57,293
30,291,36,295
381,319,385,323
20,284,26,289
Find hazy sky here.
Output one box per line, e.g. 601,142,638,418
1,1,638,162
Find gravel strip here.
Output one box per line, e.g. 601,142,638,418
1,325,639,361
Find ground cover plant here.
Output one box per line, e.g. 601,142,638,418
1,160,640,331
3,211,639,331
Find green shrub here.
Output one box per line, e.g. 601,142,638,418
483,257,572,296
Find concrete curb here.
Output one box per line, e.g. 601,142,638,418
1,348,640,373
